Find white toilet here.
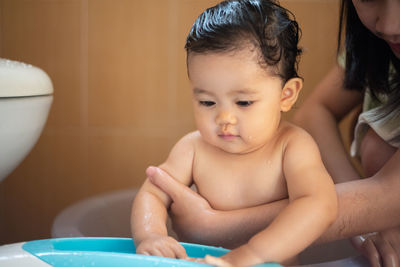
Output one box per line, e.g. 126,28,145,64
0,58,54,183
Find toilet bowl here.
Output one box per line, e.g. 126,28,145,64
0,58,53,183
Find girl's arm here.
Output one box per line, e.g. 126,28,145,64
321,149,400,242
292,64,363,183
294,64,400,266
149,155,400,245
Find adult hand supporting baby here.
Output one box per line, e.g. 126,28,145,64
147,166,288,248
146,166,220,243
351,226,400,267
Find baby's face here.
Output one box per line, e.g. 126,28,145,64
188,49,285,154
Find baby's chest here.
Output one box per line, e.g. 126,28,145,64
192,155,288,210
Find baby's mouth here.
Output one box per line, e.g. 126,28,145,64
218,133,239,141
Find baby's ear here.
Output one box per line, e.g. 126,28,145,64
280,77,303,112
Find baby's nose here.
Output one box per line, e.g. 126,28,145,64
216,110,237,126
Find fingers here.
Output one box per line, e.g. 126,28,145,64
350,235,365,251
160,242,187,259
146,166,186,202
186,255,234,267
356,233,400,267
173,242,188,259
159,245,178,258
139,244,187,259
204,255,234,267
382,228,400,263
373,234,399,267
136,235,188,259
352,234,381,267
361,238,382,267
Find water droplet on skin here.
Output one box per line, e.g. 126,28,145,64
143,213,153,231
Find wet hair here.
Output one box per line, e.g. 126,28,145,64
338,0,400,117
185,0,302,83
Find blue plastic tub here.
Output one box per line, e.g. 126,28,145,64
22,237,282,267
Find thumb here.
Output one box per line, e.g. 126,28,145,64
146,166,188,202
350,236,365,252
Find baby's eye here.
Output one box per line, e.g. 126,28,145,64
199,101,215,107
236,100,253,107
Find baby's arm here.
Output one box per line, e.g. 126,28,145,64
220,130,338,265
131,133,195,259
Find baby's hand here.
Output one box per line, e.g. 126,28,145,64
136,235,187,259
204,255,235,267
186,255,234,267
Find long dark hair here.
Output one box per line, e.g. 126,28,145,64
185,0,302,83
338,0,400,117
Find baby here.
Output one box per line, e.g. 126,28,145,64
131,0,337,265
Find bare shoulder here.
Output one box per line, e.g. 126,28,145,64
170,130,201,150
279,122,335,203
158,131,201,185
278,121,324,171
180,130,202,142
279,121,317,148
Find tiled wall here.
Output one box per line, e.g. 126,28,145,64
0,0,340,244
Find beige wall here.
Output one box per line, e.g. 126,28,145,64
0,0,340,244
